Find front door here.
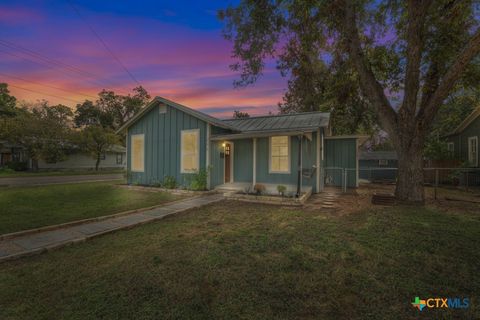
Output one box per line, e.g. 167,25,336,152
224,143,232,183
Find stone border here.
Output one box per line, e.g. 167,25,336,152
116,184,217,196
0,196,200,241
225,188,312,206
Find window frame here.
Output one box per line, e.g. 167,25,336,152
467,136,478,167
180,129,200,173
447,142,454,153
269,135,291,174
131,134,145,172
116,153,123,165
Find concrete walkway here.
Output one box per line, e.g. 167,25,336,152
0,173,124,187
0,194,223,262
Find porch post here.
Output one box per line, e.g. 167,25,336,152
253,138,257,187
296,135,302,196
316,129,321,193
206,124,211,190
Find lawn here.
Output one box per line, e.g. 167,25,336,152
0,169,124,178
0,182,182,234
0,201,478,319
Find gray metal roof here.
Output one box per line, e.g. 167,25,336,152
359,151,397,160
222,112,330,133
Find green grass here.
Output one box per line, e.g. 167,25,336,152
0,182,181,234
0,169,124,178
0,201,478,319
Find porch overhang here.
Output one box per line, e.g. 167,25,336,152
210,129,318,141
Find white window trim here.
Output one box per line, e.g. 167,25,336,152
269,136,291,174
447,142,454,152
467,136,478,167
131,134,145,172
180,129,200,173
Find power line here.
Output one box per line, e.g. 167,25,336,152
0,40,123,91
8,83,83,104
0,71,97,100
67,0,141,87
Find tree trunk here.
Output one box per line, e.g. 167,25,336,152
95,155,100,171
395,145,425,205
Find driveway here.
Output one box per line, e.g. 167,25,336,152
0,174,124,187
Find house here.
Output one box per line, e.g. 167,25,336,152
0,142,126,171
36,145,126,170
118,96,365,194
445,107,479,168
359,150,398,181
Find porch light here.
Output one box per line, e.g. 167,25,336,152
222,142,226,148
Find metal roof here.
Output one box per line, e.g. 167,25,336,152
446,106,480,136
223,112,330,133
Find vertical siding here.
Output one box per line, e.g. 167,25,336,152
210,140,224,187
447,116,480,167
233,139,253,182
324,138,357,187
127,104,207,186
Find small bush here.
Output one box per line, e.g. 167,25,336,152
189,168,209,191
6,161,28,171
253,183,266,195
0,167,15,174
277,185,287,196
163,176,177,189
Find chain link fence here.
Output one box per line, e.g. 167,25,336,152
324,166,480,193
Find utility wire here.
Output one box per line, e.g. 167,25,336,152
0,48,130,96
8,83,82,104
67,0,141,87
0,71,97,100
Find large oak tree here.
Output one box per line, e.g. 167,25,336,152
220,0,480,204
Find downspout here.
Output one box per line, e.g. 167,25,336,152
296,134,303,197
253,138,257,187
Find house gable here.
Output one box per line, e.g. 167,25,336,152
447,109,480,167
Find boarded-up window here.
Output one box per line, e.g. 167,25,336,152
181,129,199,173
270,136,290,173
131,134,144,172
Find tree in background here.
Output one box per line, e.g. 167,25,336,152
75,125,118,171
220,1,480,204
0,83,17,119
233,110,250,118
74,86,150,131
3,101,74,170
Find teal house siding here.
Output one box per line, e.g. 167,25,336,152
210,140,225,188
233,139,253,183
446,116,480,167
127,105,207,186
324,138,357,187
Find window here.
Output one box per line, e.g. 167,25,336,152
131,134,144,172
270,136,290,173
159,105,167,114
447,142,454,154
100,153,106,160
181,129,200,173
378,159,388,166
468,136,478,167
116,153,123,165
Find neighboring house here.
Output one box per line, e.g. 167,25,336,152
445,107,480,168
359,150,398,181
118,96,365,194
36,145,126,170
0,142,126,170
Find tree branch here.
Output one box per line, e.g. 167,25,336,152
341,0,398,136
422,28,480,123
400,0,432,116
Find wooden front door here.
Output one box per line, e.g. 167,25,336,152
224,143,231,183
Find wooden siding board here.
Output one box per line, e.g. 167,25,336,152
233,139,253,182
324,138,357,187
447,116,480,167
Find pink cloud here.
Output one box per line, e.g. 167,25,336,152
0,6,43,25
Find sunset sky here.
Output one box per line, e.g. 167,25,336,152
0,0,287,118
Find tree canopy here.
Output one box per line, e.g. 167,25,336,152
220,0,480,203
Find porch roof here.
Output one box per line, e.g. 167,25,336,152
223,111,330,132
210,129,315,141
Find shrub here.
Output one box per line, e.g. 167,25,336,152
277,185,287,196
253,183,266,195
0,167,15,174
7,161,28,171
163,175,177,189
189,168,209,191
